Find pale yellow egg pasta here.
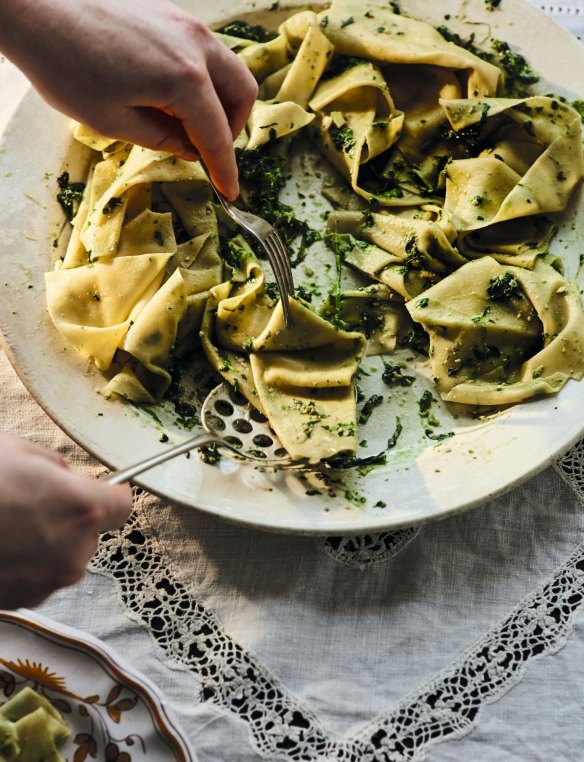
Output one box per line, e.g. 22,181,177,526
0,686,70,761
46,0,584,463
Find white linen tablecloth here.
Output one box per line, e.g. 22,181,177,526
2,2,584,760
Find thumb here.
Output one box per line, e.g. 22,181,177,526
96,481,134,531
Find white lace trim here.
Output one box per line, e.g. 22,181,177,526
554,441,584,501
351,542,584,759
316,529,421,568
90,483,584,761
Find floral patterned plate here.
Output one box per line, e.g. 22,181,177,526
0,609,195,762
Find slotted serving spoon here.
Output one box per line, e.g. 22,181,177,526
103,383,298,484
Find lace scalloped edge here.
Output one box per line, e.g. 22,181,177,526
89,479,584,761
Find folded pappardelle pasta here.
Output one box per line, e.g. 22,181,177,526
46,0,584,463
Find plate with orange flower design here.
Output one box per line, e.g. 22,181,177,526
0,609,195,761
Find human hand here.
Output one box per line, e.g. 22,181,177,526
0,433,132,609
0,0,258,199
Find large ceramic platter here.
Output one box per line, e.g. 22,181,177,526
1,0,583,534
0,609,195,761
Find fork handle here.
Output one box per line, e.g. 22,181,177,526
102,433,217,484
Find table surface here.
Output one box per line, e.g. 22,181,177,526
2,3,584,760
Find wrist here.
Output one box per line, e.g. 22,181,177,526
0,0,67,69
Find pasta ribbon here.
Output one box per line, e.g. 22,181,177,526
200,245,366,460
442,96,584,230
309,61,404,202
318,0,502,97
407,257,584,405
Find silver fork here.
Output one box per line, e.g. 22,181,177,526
200,162,294,326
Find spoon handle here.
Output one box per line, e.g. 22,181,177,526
102,433,218,485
